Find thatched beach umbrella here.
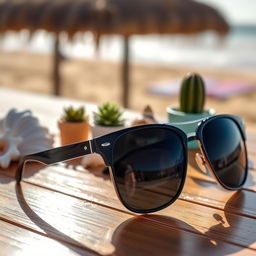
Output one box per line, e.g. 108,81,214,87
0,0,229,107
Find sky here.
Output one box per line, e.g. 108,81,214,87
197,0,256,25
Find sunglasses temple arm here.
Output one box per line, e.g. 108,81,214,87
15,140,94,183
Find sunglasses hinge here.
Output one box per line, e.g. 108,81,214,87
195,152,209,175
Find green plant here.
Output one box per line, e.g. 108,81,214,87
93,102,125,126
179,73,206,113
62,106,88,122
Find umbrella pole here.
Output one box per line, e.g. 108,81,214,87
121,36,130,108
53,33,61,96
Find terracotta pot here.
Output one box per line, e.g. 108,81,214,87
58,121,90,146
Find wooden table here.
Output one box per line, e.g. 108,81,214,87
0,88,255,256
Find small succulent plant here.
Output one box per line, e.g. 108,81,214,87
179,73,206,113
62,106,88,122
93,102,125,126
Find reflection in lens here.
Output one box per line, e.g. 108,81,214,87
202,118,247,188
112,128,186,212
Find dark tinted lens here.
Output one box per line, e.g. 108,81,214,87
112,127,186,212
202,117,247,188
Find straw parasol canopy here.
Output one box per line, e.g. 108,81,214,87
0,0,229,107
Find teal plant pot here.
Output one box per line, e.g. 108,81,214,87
166,107,215,149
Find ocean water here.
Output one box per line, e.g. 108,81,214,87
0,25,255,71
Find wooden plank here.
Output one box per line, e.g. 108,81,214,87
247,133,256,155
0,88,140,137
0,210,254,256
0,175,255,255
110,216,256,256
0,88,256,255
0,177,127,255
2,165,256,250
6,160,256,215
2,157,256,219
0,219,95,256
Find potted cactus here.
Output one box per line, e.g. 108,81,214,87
91,102,125,137
58,106,90,145
167,73,215,148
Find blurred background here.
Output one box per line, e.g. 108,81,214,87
0,0,255,128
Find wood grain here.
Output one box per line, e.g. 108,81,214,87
0,219,96,256
4,158,256,217
0,174,256,255
1,162,256,250
0,88,256,255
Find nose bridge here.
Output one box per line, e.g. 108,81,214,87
168,118,205,143
187,132,197,142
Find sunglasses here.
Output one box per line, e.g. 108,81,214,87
16,114,248,214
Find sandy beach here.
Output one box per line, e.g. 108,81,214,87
0,50,255,130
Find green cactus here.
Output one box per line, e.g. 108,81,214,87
93,102,125,126
179,73,206,113
62,106,88,122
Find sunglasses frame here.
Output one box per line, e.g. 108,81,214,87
105,125,188,214
194,114,248,191
15,114,248,214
